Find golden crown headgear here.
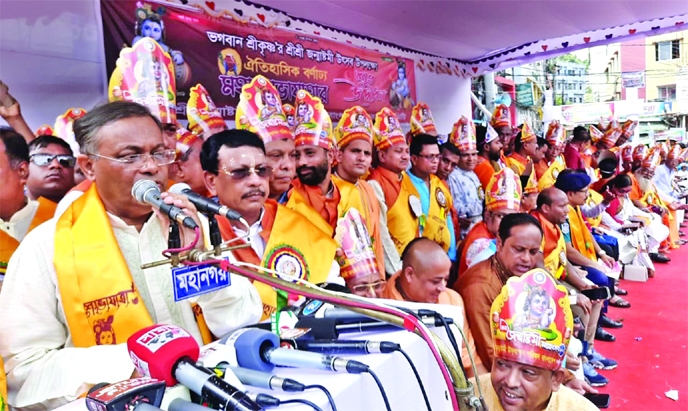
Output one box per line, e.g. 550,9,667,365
545,121,565,147
293,89,334,150
588,125,603,144
523,171,539,195
642,149,661,171
410,102,437,136
600,120,621,149
34,125,55,137
620,144,633,162
174,125,201,161
108,37,177,124
667,144,682,161
485,167,522,212
491,268,574,371
335,106,373,149
54,108,86,140
373,108,406,151
449,116,477,152
235,75,292,144
621,119,638,139
520,121,537,144
632,144,647,162
490,104,511,129
187,84,226,137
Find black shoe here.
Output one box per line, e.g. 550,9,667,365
680,230,686,237
595,327,616,342
615,286,628,296
650,252,671,263
599,315,623,329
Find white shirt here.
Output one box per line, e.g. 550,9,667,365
0,212,262,410
653,164,678,203
0,199,38,242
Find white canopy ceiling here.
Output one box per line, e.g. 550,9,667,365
1,0,687,127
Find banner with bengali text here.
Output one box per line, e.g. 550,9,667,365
101,0,417,123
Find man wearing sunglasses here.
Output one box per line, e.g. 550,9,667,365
26,135,76,204
200,129,340,320
0,102,262,410
0,128,58,284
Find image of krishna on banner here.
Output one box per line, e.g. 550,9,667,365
100,0,418,124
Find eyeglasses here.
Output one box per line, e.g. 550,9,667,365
88,149,176,168
416,154,440,161
351,281,386,293
221,164,273,181
30,154,76,168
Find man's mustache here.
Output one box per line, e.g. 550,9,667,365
242,189,266,199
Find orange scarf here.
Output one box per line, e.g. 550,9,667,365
532,211,561,257
567,205,596,261
368,167,402,208
54,185,212,346
288,180,341,230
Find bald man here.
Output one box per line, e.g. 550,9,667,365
381,238,487,377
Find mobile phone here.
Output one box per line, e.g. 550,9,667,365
580,286,611,301
584,393,611,409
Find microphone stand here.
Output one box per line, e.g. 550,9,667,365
142,248,486,411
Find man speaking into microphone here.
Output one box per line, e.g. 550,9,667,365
0,101,262,410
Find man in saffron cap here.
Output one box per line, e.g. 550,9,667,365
332,106,386,277
538,121,567,191
475,124,506,190
458,168,522,275
630,150,681,258
446,116,483,238
367,108,411,276
491,104,513,155
477,268,598,411
170,126,207,196
506,122,538,179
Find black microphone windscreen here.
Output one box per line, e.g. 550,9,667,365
294,317,338,339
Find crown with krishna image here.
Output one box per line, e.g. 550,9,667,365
108,37,177,124
187,84,227,137
373,107,405,151
235,75,292,143
293,89,334,150
448,116,477,152
335,106,374,149
410,102,437,137
333,208,380,281
490,268,573,371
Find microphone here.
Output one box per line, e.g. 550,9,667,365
288,339,400,355
229,366,306,392
169,183,248,227
322,306,453,326
132,180,198,229
85,377,166,411
220,328,369,374
127,324,263,411
295,316,399,339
